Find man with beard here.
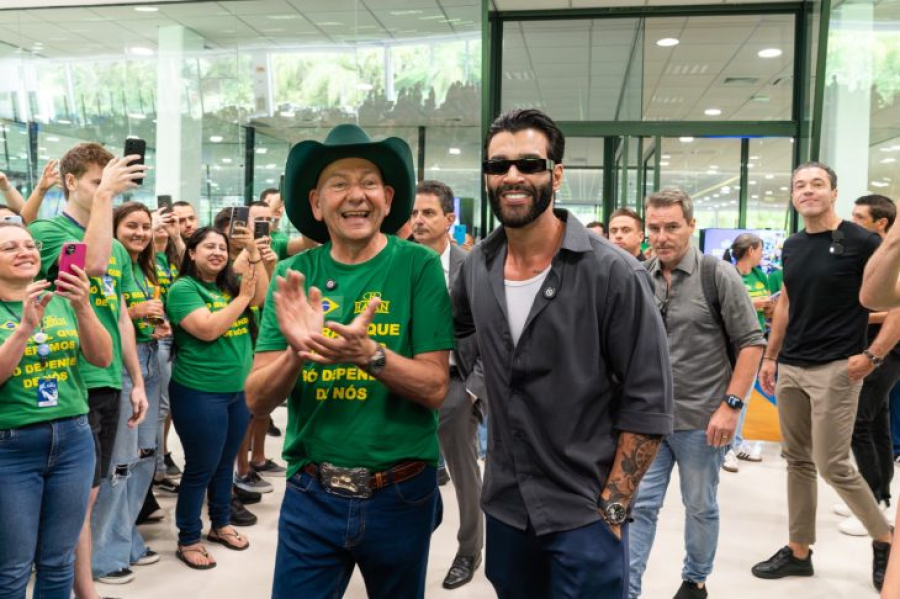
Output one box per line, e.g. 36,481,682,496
452,108,674,598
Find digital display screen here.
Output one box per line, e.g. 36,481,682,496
700,228,788,273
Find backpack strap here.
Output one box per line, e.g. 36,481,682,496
700,254,737,367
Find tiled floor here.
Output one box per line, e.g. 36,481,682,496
63,407,892,598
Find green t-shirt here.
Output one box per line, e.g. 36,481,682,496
255,236,455,478
0,297,89,429
155,252,179,303
166,277,253,393
28,214,137,390
123,261,154,344
768,267,784,293
270,229,290,261
742,266,771,331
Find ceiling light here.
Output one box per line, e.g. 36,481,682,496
704,108,722,116
449,148,461,155
679,137,694,143
758,48,783,58
766,190,773,195
780,186,788,191
45,136,59,142
751,194,759,199
266,179,275,184
707,169,718,175
709,165,719,170
134,6,158,11
209,135,224,143
256,148,268,154
56,119,70,124
659,161,670,167
129,46,154,56
356,83,374,91
221,158,232,164
750,155,760,160
661,154,671,159
127,113,146,119
748,180,757,185
265,163,276,169
656,38,679,48
882,157,897,164
880,147,895,152
765,174,774,179
871,181,889,188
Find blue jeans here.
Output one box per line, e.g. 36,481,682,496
629,429,727,598
92,342,160,576
485,515,628,599
273,466,442,599
155,336,173,475
170,380,250,545
0,415,95,598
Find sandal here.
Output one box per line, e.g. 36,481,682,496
207,528,250,551
176,545,217,570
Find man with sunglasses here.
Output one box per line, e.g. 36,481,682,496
753,162,897,592
453,108,674,598
632,188,765,599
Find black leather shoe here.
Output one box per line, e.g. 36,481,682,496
230,497,258,527
438,466,450,487
751,546,814,579
673,580,708,599
233,484,262,505
874,540,891,591
442,554,481,589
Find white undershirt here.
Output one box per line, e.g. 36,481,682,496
505,266,551,347
440,243,456,367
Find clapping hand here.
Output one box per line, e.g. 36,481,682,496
273,270,325,354
301,295,382,367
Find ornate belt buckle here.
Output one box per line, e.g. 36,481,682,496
319,462,372,499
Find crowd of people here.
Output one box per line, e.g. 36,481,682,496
1,107,900,599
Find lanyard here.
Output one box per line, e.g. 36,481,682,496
0,300,50,368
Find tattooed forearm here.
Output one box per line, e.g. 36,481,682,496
601,432,663,506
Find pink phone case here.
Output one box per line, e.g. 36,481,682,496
58,242,87,278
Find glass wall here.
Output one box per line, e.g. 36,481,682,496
0,0,482,233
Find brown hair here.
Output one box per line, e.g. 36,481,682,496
644,188,694,222
113,202,158,287
59,143,114,200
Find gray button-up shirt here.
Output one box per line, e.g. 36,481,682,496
646,245,766,431
452,210,673,536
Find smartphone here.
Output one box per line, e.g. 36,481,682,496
58,242,87,279
157,194,172,212
229,206,250,238
123,138,147,185
1,215,22,225
452,223,467,246
253,219,270,239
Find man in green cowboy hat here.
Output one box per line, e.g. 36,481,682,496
245,123,454,598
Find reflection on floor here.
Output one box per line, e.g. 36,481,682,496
55,406,893,598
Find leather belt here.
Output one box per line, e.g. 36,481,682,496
303,460,427,497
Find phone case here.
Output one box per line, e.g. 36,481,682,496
123,138,146,184
230,206,250,237
58,243,87,278
254,220,270,239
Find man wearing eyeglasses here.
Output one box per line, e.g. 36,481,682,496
752,162,897,592
453,108,674,598
632,188,765,599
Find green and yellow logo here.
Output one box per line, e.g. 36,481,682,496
321,297,341,316
355,291,390,314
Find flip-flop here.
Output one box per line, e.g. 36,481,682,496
207,529,250,551
176,546,217,570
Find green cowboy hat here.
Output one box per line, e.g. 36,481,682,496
282,124,415,244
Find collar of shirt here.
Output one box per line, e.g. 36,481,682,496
440,242,451,276
480,209,594,261
648,244,699,278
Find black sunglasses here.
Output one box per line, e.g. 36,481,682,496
829,229,844,255
482,158,555,175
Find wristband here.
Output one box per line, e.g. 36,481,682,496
248,258,263,265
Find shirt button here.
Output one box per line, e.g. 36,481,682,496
544,287,556,298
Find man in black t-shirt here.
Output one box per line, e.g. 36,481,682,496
751,162,899,592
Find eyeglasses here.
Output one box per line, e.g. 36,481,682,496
829,229,844,255
0,241,42,254
482,158,555,175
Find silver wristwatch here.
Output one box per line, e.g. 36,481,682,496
365,346,387,375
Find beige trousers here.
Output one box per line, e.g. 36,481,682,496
776,360,890,545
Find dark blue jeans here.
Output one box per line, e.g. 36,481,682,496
485,515,629,599
169,380,250,545
0,415,95,598
273,466,442,599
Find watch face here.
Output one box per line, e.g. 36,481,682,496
606,503,627,525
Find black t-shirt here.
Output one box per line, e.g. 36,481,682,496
780,220,881,366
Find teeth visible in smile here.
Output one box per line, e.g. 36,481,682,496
504,193,528,199
343,212,368,217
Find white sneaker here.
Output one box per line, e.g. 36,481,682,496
737,442,763,462
723,450,739,473
833,503,852,517
838,515,868,537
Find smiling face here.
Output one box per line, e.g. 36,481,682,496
484,129,563,229
646,203,696,269
116,209,153,258
309,157,393,247
189,230,229,281
791,167,837,220
0,226,40,284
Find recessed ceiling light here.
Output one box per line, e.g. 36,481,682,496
266,179,275,184
704,108,722,116
871,181,889,188
221,158,232,164
657,38,679,48
256,148,268,154
748,180,757,185
758,48,783,58
751,194,759,199
661,154,671,159
780,186,788,191
209,135,224,143
765,174,774,179
750,155,760,160
679,136,694,143
45,136,59,142
882,157,896,164
127,113,146,119
766,190,773,195
659,161,670,167
57,119,71,124
449,148,461,155
265,164,276,169
134,6,159,12
129,46,154,56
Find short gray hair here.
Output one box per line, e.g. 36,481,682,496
644,188,694,222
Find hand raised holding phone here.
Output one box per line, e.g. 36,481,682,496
96,156,147,198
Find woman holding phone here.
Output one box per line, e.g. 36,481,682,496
166,226,265,569
0,222,112,598
90,202,164,578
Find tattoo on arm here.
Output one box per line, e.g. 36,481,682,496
603,432,663,506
